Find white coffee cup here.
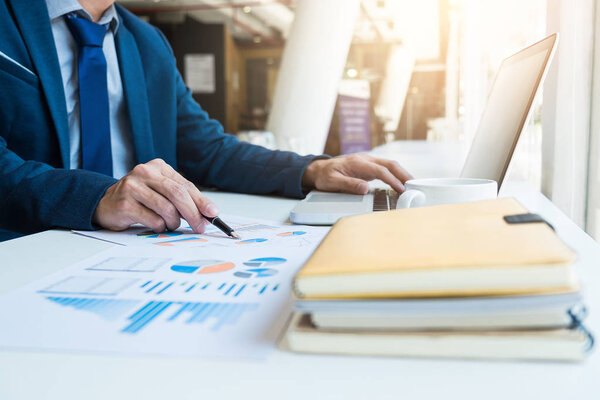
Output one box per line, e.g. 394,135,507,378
396,178,498,209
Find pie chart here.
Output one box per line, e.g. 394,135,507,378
137,230,183,239
234,268,278,278
277,231,307,237
243,257,287,267
171,260,234,274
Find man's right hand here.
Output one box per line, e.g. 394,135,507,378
93,159,218,233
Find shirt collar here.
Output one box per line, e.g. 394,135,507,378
45,0,120,33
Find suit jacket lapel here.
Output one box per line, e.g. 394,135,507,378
8,0,71,168
114,21,155,164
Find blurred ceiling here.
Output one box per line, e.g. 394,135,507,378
118,0,416,46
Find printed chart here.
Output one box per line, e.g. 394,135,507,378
122,301,259,333
277,231,307,236
47,297,140,321
73,214,326,250
170,260,234,274
234,269,278,278
138,279,280,298
39,276,137,296
137,231,182,239
155,237,208,247
86,257,169,272
243,257,287,267
0,216,330,359
235,238,268,245
45,296,259,334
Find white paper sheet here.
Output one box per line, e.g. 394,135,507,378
0,218,329,359
184,53,215,94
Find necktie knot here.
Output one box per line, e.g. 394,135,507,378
65,14,108,47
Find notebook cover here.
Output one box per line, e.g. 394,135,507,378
296,198,576,278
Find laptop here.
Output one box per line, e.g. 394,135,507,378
290,33,558,225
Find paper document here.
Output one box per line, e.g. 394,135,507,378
184,53,215,94
0,217,328,359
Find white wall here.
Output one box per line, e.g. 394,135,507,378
587,0,600,240
542,0,595,228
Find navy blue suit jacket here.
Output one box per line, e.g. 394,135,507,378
0,0,318,240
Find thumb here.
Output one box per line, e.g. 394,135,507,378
334,176,369,195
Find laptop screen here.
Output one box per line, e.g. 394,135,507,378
461,34,557,188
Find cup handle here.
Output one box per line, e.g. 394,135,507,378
396,190,426,209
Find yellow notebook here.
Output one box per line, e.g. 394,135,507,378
294,198,578,299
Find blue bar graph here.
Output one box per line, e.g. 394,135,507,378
185,283,197,293
224,283,236,295
46,297,140,321
142,281,178,295
156,282,174,294
138,280,282,298
234,284,246,297
122,301,259,334
146,281,163,293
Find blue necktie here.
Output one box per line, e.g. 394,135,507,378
65,14,113,176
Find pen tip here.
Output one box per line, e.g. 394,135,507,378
231,232,242,240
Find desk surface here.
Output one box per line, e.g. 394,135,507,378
1,142,599,400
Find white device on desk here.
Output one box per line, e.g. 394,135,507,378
291,33,558,225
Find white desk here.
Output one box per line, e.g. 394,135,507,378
1,142,599,400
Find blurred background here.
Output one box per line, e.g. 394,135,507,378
120,0,600,240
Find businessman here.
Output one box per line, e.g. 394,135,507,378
0,0,412,241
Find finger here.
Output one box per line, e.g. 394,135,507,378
330,175,370,195
131,184,181,231
158,163,219,218
130,201,168,233
189,183,219,217
373,158,414,183
132,160,206,233
365,162,406,193
148,176,205,233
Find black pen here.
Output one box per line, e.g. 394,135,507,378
202,214,241,240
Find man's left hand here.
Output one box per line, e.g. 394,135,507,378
301,154,413,195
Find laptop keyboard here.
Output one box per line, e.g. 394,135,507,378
372,189,400,211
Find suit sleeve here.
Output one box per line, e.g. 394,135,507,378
154,30,327,198
0,136,117,234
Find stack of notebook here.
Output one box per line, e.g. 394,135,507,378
282,198,594,361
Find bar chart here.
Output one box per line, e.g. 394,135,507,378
122,301,260,334
45,296,260,334
138,279,281,298
46,296,140,320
